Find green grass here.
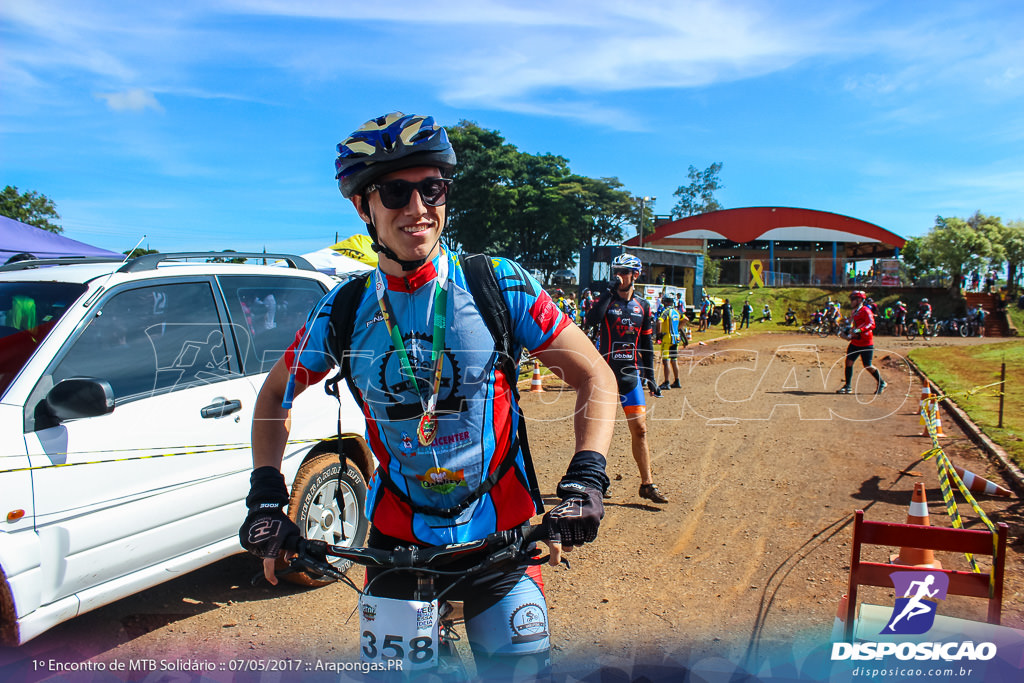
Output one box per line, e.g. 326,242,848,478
909,341,1024,469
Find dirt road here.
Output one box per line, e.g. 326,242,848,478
4,331,1021,681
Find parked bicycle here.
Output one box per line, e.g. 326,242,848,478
273,523,555,679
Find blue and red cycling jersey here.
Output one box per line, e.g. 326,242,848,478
282,250,568,546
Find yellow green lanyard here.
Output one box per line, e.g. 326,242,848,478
373,256,448,445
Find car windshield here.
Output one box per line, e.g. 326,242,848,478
0,281,87,397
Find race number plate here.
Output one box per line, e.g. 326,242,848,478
359,595,440,671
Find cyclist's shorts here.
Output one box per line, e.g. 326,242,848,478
364,528,549,656
619,381,646,415
660,341,677,360
845,343,874,367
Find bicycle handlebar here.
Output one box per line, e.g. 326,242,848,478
282,521,552,583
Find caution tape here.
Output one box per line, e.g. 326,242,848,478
919,389,1000,591
0,438,324,475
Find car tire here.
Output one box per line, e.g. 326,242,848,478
279,452,368,586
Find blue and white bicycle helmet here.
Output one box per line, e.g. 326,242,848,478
335,112,456,198
611,253,642,273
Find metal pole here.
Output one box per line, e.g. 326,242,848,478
998,361,1006,429
638,197,646,250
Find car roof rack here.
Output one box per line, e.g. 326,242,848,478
116,252,316,273
0,256,126,272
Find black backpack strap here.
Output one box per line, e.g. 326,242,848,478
325,272,372,409
462,253,545,514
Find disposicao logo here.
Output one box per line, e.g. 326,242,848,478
882,570,948,635
831,570,997,662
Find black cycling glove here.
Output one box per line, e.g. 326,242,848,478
646,378,662,398
544,450,609,547
238,466,300,559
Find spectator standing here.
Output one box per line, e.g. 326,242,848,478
740,300,753,329
657,296,682,391
722,299,733,334
893,300,907,337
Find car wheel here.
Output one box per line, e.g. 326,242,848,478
279,452,368,586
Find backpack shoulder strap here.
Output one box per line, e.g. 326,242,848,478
461,253,544,514
324,272,372,404
461,253,516,381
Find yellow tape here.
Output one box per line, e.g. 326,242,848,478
919,392,999,590
0,438,323,475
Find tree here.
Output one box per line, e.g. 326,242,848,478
997,219,1024,295
446,121,635,279
670,163,724,218
1,185,62,233
921,214,1002,294
124,247,159,259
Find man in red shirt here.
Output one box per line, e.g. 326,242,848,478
836,290,886,395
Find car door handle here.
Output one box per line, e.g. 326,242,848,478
200,399,242,419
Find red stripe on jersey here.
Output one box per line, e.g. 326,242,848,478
487,367,537,531
529,292,561,335
363,403,416,543
282,325,330,386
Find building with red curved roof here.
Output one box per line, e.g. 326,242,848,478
624,206,906,286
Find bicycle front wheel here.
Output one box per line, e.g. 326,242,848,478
906,326,918,341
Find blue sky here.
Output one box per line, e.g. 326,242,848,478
3,1,1023,259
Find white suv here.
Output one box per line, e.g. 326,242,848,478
0,253,373,645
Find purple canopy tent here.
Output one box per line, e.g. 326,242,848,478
1,215,120,263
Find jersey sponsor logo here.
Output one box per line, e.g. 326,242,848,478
432,430,471,447
509,603,548,644
611,341,635,361
364,310,384,328
399,432,416,456
415,467,468,494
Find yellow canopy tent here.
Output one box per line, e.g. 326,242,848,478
330,234,378,267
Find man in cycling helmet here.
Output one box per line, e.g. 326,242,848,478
836,290,886,395
585,253,670,504
239,112,617,678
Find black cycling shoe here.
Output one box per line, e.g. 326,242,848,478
836,385,853,394
875,380,887,395
658,382,671,391
639,483,669,504
670,380,681,389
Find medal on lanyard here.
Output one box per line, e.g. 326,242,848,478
374,256,448,446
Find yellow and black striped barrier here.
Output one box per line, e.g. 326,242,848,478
919,383,1009,587
0,438,323,475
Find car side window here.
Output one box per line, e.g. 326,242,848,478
50,281,237,402
218,275,327,375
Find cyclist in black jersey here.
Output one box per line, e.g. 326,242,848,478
585,253,670,504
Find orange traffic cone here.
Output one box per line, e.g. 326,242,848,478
891,483,942,568
921,400,946,438
831,594,849,642
948,465,1013,498
530,361,545,393
918,385,931,415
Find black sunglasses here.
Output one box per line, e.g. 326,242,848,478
366,177,452,210
612,268,637,276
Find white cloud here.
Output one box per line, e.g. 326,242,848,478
95,89,164,112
